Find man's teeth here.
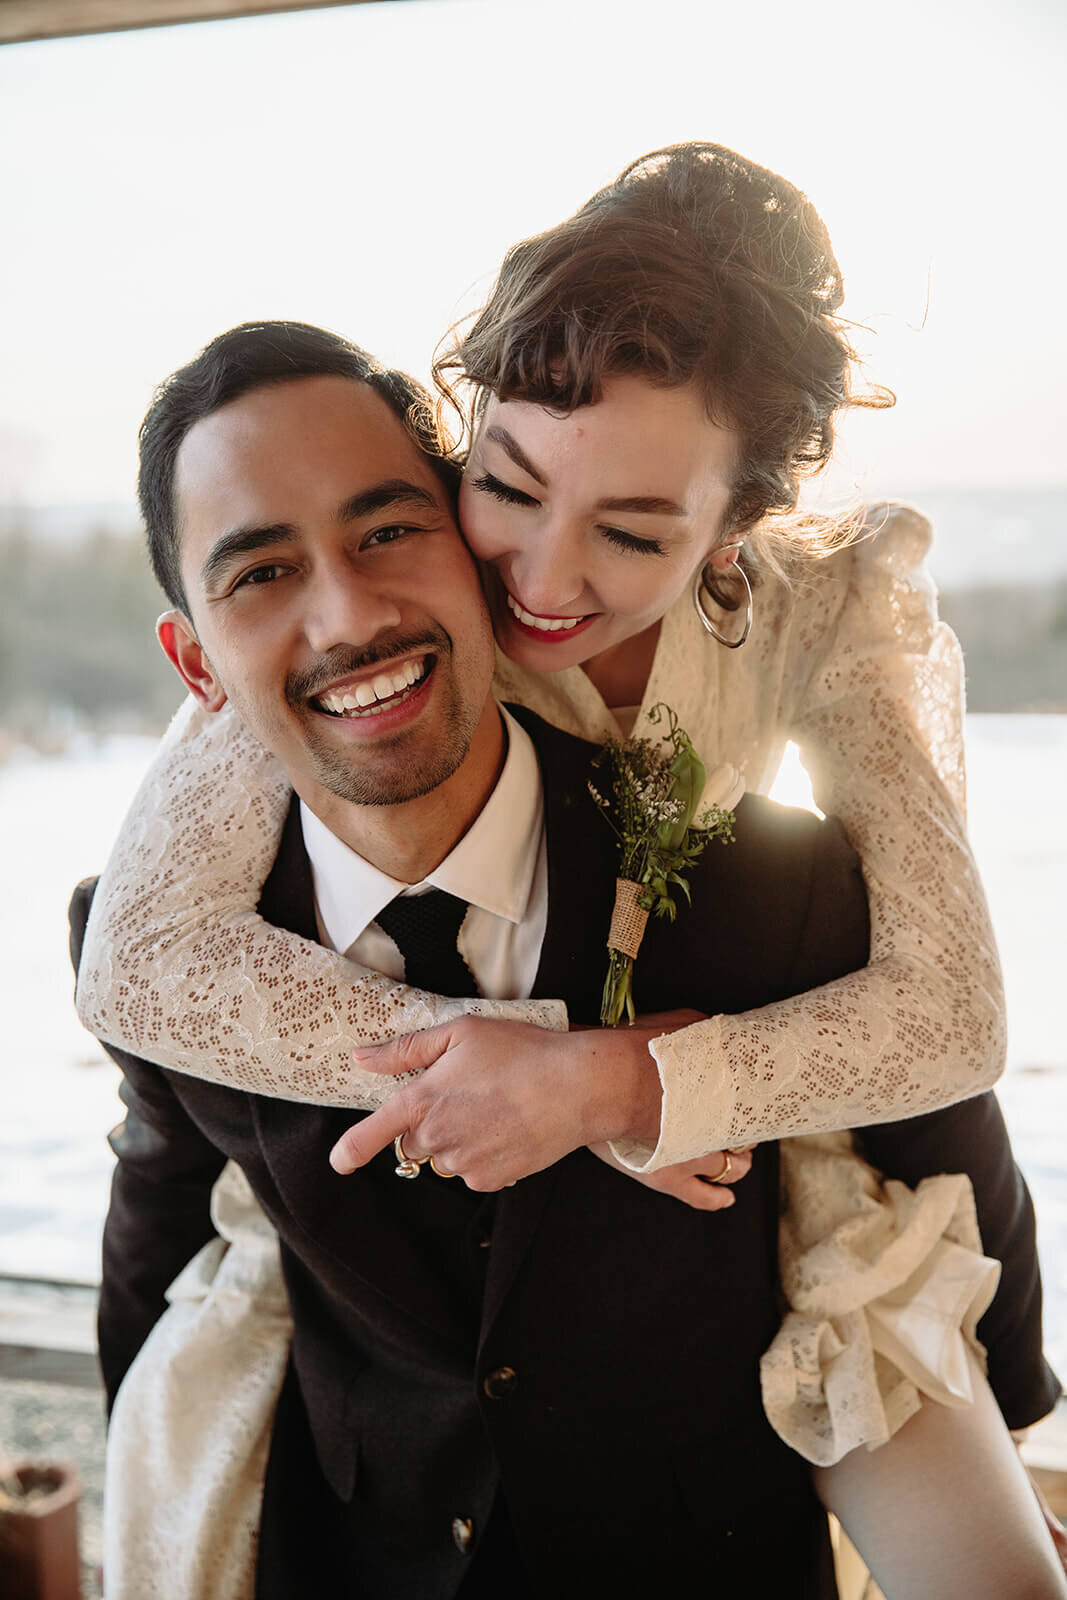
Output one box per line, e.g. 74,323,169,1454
505,593,584,632
318,659,425,716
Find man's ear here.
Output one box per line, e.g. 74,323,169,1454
157,610,228,712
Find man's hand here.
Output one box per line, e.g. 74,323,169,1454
589,1142,754,1211
328,1013,686,1190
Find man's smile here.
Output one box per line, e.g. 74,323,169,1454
312,654,431,718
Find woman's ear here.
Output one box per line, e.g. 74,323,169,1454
706,543,743,574
156,610,228,712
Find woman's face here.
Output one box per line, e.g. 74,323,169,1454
459,374,739,682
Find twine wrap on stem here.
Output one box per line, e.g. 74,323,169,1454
608,878,650,960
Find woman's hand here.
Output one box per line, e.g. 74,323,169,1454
588,1141,754,1211
327,1012,701,1191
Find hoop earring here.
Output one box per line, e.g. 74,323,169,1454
692,561,753,649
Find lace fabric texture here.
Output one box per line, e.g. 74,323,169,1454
78,503,1003,1147
76,698,566,1106
578,503,1005,1167
103,1163,292,1599
760,1132,1000,1465
82,503,1009,1479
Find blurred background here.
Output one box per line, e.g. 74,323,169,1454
1,0,1064,1420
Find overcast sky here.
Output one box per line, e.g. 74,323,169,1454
0,0,1064,508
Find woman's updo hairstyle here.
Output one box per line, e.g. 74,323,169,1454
436,141,892,573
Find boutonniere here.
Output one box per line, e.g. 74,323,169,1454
589,704,740,1026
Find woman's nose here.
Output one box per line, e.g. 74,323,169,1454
510,522,585,614
302,562,402,656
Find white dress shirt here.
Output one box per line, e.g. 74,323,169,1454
300,706,548,1000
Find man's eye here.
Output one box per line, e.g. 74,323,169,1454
234,563,287,588
364,524,415,548
470,472,539,508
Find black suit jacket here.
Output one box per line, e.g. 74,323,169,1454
70,709,1057,1598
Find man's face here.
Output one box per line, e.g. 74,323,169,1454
163,375,497,814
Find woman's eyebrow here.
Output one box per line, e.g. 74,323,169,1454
483,426,547,486
596,494,686,516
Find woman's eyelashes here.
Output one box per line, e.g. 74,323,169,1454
470,471,538,508
600,526,666,556
471,471,666,556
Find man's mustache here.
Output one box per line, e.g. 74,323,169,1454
286,630,450,708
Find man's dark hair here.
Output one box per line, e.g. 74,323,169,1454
139,320,461,612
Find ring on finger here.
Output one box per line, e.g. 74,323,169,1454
394,1132,426,1180
429,1157,458,1180
712,1152,733,1185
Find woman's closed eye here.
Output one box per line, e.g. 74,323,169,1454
600,526,666,556
473,470,666,557
470,471,539,508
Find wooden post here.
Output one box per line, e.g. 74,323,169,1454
0,1461,83,1600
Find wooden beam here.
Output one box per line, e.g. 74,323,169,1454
0,1343,101,1388
0,1275,99,1389
0,0,398,46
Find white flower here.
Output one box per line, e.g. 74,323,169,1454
695,762,745,821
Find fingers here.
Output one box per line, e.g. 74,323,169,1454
632,1008,707,1032
329,1098,412,1174
692,1147,754,1188
680,1179,735,1212
351,1022,457,1077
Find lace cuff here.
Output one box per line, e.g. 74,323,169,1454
759,1133,1000,1465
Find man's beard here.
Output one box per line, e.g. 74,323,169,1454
286,630,482,808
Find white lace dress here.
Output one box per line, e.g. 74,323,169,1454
81,505,1005,1593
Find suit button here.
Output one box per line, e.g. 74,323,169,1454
483,1365,518,1399
452,1516,475,1554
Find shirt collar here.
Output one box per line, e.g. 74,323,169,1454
300,705,543,955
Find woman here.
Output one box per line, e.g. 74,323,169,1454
79,145,1064,1596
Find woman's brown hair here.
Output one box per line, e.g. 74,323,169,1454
435,141,892,587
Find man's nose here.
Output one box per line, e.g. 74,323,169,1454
302,561,403,656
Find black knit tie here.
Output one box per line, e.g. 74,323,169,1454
375,889,479,998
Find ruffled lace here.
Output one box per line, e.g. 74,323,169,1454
103,1164,291,1599
761,1133,999,1464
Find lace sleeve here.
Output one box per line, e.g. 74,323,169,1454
74,697,567,1107
617,504,1006,1169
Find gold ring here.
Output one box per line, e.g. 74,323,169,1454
429,1157,457,1179
394,1132,425,1180
713,1152,733,1185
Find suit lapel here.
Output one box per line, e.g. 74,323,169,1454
525,707,619,1024
256,794,320,940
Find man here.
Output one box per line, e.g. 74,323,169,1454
71,323,1053,1598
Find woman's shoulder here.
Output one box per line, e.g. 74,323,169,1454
792,501,935,586
780,501,939,628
